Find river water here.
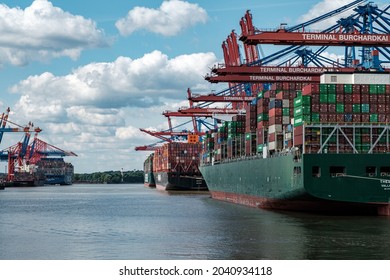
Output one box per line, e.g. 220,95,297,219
0,184,389,260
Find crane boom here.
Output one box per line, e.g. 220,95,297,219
206,74,321,83
189,94,255,102
241,30,390,46
211,65,359,75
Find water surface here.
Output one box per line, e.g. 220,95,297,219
1,184,389,259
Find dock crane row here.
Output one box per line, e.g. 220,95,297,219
136,0,390,151
0,107,77,187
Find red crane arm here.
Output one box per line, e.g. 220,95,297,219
135,145,157,151
241,30,390,46
189,94,255,102
178,107,242,115
139,128,205,137
211,65,358,75
206,74,321,83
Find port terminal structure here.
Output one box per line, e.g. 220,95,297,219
136,0,390,151
0,107,77,187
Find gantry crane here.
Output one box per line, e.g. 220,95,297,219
206,1,390,85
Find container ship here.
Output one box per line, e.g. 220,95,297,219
37,158,74,185
152,141,208,191
200,73,390,215
143,153,156,187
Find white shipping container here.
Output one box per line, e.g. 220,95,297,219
282,99,290,107
353,73,390,84
321,73,390,84
283,116,290,125
269,124,283,134
268,141,276,150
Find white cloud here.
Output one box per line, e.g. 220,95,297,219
116,0,208,36
11,50,217,122
298,0,360,30
0,0,109,66
7,50,218,167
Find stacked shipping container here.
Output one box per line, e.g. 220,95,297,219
201,79,390,165
153,142,203,174
294,83,390,153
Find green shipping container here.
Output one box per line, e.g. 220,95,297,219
311,113,320,123
294,116,303,127
319,84,328,94
245,133,251,140
336,104,344,113
294,95,311,107
370,114,378,122
257,113,269,122
369,84,378,94
378,85,386,94
319,94,328,103
282,108,290,116
344,84,353,94
257,144,264,153
353,104,361,113
328,84,336,94
328,93,336,103
361,104,370,113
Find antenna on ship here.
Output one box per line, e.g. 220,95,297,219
121,168,124,183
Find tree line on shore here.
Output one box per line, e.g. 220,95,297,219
74,170,143,184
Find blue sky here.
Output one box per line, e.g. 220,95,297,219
0,0,384,173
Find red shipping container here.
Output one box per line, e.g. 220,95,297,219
302,84,319,95
361,114,370,123
344,94,353,103
378,95,386,104
269,133,276,142
320,104,328,113
311,103,320,113
295,83,304,90
336,84,344,93
352,94,361,103
336,94,344,103
268,116,282,125
328,114,337,122
294,135,303,146
328,104,336,113
310,93,319,103
370,104,378,113
336,114,344,122
378,114,387,122
344,104,353,113
320,114,328,122
353,114,361,122
352,84,361,93
361,94,369,103
378,105,386,113
361,85,369,94
294,125,304,136
369,95,378,104
257,121,268,129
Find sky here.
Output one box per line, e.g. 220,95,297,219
0,0,386,173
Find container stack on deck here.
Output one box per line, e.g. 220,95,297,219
152,141,208,191
153,142,202,174
201,78,390,164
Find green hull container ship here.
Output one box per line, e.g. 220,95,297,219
200,77,390,216
200,149,390,216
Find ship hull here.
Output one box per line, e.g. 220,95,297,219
153,171,208,191
144,171,156,188
200,153,390,215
